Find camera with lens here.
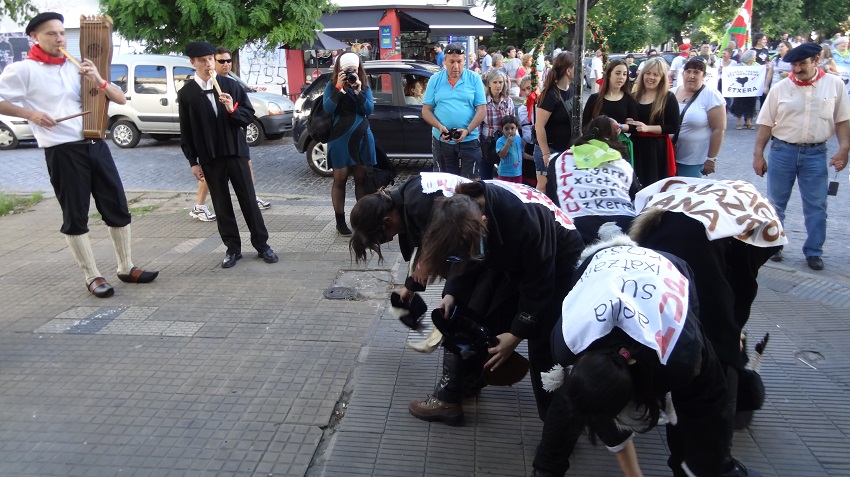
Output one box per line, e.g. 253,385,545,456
344,69,359,84
442,128,462,140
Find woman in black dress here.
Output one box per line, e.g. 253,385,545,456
627,57,680,187
534,51,576,192
582,59,639,166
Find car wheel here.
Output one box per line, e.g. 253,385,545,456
246,119,263,147
150,134,174,142
0,123,19,150
307,140,333,177
111,120,141,148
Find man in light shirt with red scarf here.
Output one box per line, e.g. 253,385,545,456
0,12,158,298
753,42,850,271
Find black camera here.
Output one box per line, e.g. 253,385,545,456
344,69,358,84
442,128,462,140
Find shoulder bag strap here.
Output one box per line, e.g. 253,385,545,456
672,85,705,145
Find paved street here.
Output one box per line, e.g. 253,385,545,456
0,117,849,476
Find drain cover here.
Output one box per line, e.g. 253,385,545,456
323,287,357,300
794,350,824,369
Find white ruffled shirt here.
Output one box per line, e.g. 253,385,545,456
0,59,85,147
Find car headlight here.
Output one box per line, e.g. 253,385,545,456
268,102,283,115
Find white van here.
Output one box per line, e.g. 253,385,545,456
108,54,294,148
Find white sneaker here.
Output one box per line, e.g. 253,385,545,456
189,204,216,222
256,196,271,210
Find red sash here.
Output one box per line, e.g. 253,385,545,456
637,132,677,176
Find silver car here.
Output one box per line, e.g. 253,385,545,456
0,112,34,150
108,54,294,148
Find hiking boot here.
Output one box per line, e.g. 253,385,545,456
408,395,463,425
189,204,216,222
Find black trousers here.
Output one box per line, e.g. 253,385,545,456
201,156,269,255
44,140,131,235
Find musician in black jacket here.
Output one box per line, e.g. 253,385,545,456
178,41,277,268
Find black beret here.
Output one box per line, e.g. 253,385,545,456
25,12,63,35
783,42,822,63
184,41,216,58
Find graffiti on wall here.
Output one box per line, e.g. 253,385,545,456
0,33,33,74
238,42,287,96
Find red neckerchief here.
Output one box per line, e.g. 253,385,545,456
788,68,826,86
27,44,66,65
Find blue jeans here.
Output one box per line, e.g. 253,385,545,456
766,139,828,257
432,137,481,179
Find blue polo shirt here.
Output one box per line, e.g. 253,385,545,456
423,68,486,143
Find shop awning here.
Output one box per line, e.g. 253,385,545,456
319,11,384,40
399,10,498,37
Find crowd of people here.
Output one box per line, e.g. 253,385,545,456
2,10,849,477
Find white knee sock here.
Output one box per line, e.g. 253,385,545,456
108,226,134,275
65,233,101,284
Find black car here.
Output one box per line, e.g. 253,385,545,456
293,60,441,176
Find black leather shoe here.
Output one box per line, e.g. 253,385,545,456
87,277,114,298
806,256,824,271
221,253,242,268
769,249,783,262
258,249,279,263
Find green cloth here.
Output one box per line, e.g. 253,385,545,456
572,139,623,169
619,133,634,167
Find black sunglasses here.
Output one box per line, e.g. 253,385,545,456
216,59,233,64
446,230,485,263
446,48,465,55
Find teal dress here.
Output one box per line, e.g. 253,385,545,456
323,82,376,169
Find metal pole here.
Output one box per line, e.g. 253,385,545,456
571,0,588,139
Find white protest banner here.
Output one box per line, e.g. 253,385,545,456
837,66,850,96
561,246,689,364
634,177,788,247
420,172,471,196
676,67,720,91
721,64,766,97
551,151,636,219
486,180,576,230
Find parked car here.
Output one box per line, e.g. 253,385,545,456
0,112,34,150
108,54,294,148
293,60,440,176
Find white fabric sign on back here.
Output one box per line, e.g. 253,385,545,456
634,177,788,247
676,67,719,91
485,180,576,230
420,172,472,196
720,65,767,97
551,151,636,219
561,245,689,364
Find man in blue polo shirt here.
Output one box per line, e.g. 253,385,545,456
422,42,487,178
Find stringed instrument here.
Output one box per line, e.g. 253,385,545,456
76,15,113,139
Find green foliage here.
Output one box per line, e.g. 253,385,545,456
0,191,43,216
1,0,37,26
101,0,334,54
592,0,665,51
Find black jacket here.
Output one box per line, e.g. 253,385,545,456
551,247,727,417
443,182,584,339
390,175,443,292
178,74,255,167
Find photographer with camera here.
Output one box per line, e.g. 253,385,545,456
422,43,487,178
322,52,376,236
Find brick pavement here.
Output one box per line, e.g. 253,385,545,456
1,119,850,476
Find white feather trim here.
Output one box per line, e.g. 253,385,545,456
541,364,566,392
579,232,638,262
390,306,409,321
405,328,443,353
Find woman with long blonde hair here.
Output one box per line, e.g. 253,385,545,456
627,57,680,186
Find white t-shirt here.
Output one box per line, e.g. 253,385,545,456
504,57,521,95
550,150,636,219
674,87,726,165
0,59,85,147
590,57,603,79
669,56,687,87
